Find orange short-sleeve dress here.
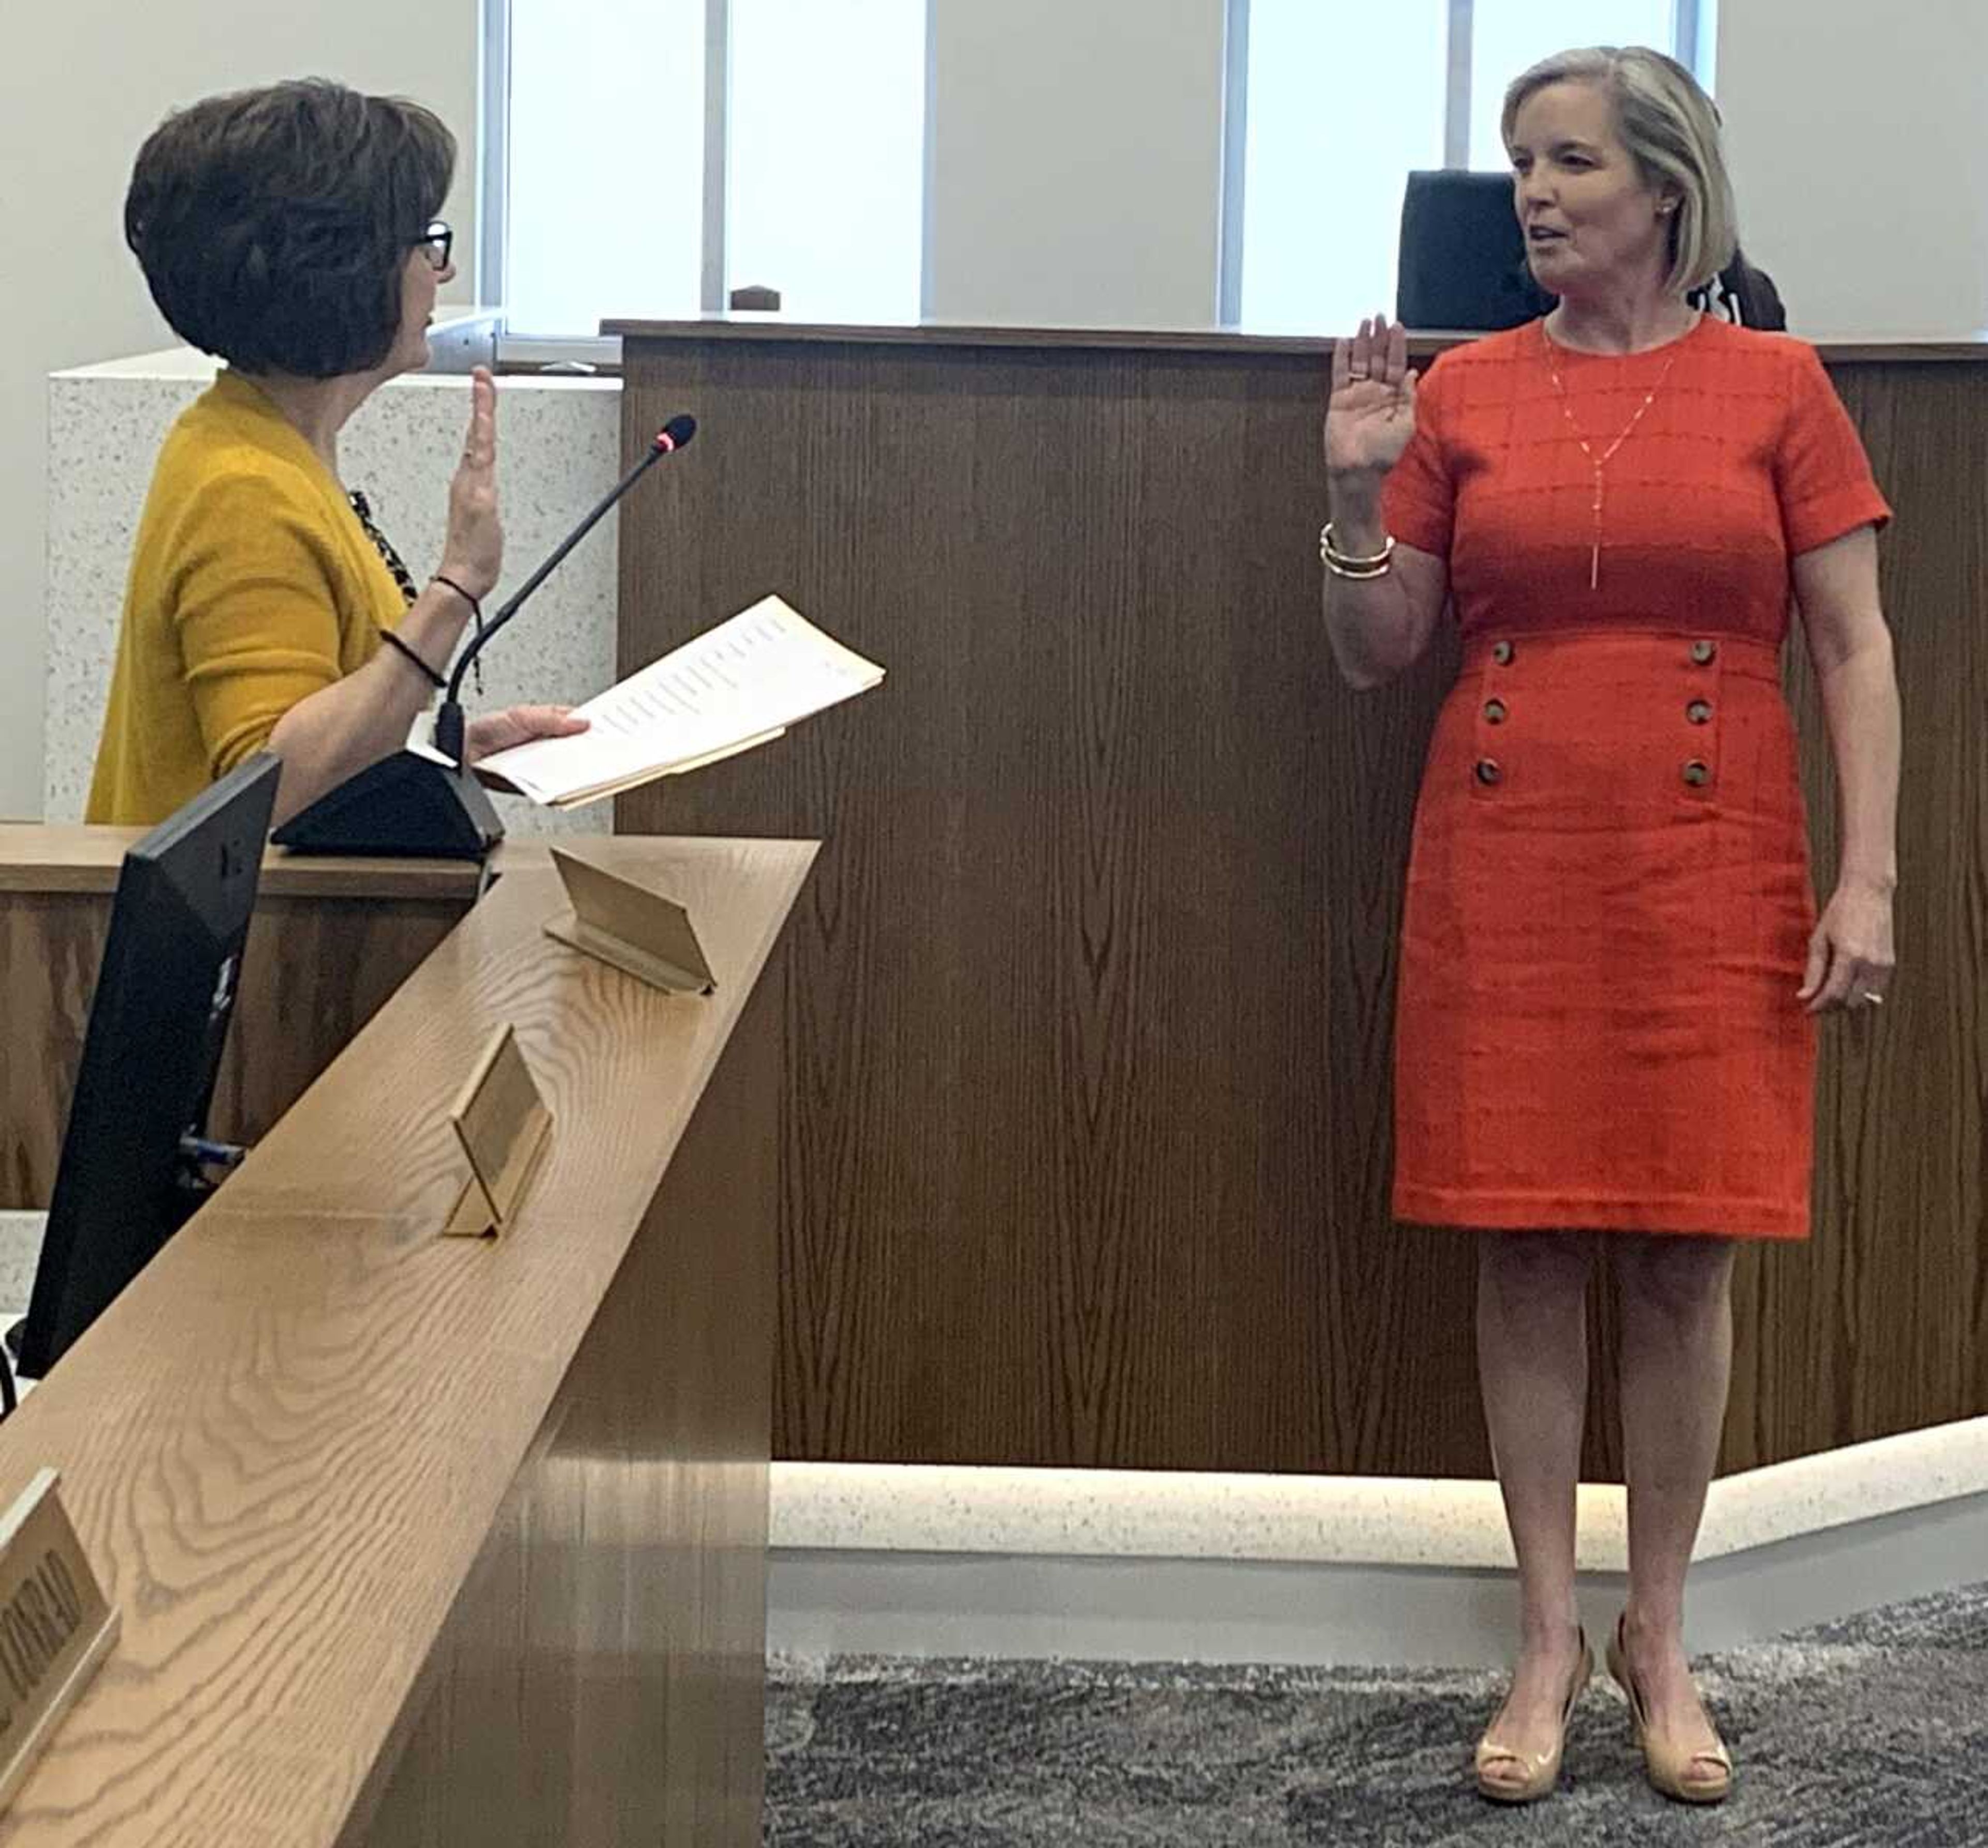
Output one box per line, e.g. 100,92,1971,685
1380,315,1889,1240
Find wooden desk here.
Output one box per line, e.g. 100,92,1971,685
608,314,1988,1480
0,830,488,1211
0,834,812,1845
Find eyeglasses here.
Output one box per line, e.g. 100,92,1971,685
417,220,454,272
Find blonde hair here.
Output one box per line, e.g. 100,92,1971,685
1502,46,1737,296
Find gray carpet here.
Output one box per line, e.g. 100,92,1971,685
766,1584,1988,1845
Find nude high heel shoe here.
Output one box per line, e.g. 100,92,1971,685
1605,1614,1733,1805
1474,1628,1592,1803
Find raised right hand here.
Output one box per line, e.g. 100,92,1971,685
1324,314,1419,478
441,366,503,600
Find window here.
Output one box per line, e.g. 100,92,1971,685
1234,1,1450,338
1235,0,1716,334
493,0,927,343
726,0,927,325
492,1,1713,347
1468,0,1680,168
502,0,707,338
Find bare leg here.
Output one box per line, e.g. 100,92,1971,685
1474,1229,1596,1785
1614,1233,1736,1773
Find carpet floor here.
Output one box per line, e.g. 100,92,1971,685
765,1583,1988,1845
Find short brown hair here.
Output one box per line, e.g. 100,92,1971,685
125,79,456,378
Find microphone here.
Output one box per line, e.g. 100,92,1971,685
271,412,697,861
433,413,696,767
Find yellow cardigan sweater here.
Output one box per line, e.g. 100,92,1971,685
86,370,406,825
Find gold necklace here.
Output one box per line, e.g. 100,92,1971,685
1540,324,1685,590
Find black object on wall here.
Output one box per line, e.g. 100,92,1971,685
1396,168,1788,332
1396,170,1555,331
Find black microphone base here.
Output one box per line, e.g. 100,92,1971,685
270,751,504,861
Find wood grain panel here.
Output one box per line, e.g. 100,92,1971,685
0,887,469,1210
0,892,104,1209
0,827,488,900
607,315,1988,367
357,944,780,1848
1719,362,1988,1472
0,836,808,1845
617,327,1986,1479
619,334,1483,1475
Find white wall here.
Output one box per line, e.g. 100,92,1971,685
924,0,1228,329
1716,0,1988,339
0,1,478,819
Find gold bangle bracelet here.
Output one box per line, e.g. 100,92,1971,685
1319,522,1396,571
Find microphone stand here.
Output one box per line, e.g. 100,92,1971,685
271,416,695,860
434,422,691,770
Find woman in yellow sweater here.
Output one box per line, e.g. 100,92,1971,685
89,79,583,829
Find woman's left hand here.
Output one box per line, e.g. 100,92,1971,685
1798,877,1896,1015
465,704,590,761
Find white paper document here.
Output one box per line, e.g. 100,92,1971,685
470,594,884,808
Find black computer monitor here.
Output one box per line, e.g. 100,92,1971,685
12,753,281,1378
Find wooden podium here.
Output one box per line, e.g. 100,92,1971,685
0,827,487,1211
0,834,813,1847
607,315,1988,1483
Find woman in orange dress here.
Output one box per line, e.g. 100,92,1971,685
1319,48,1899,1807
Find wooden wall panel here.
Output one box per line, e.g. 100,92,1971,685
358,944,780,1848
1722,364,1988,1470
615,327,1986,1479
0,889,469,1210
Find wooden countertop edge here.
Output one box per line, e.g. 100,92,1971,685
0,826,558,899
605,315,1988,366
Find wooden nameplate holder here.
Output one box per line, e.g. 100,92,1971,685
442,1025,553,1239
0,1469,120,1815
543,846,716,996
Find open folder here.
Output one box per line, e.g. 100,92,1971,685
455,594,884,809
